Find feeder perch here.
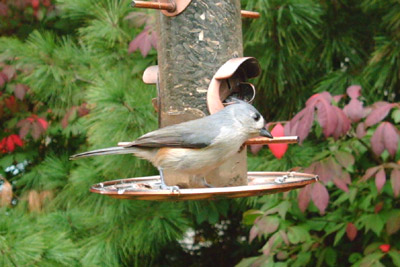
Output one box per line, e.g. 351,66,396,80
88,0,317,200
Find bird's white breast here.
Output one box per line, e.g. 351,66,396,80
155,132,245,175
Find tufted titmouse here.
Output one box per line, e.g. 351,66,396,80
70,101,272,191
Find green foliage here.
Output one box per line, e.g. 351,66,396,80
17,154,71,191
240,91,400,266
243,0,323,118
0,0,189,265
0,208,79,266
242,0,399,120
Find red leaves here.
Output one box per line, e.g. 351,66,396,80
0,139,8,153
356,123,366,138
382,123,399,158
249,216,280,243
284,106,314,142
14,84,29,100
125,11,152,27
250,123,289,158
61,108,75,128
362,165,400,195
362,166,380,181
365,102,395,127
0,65,15,87
268,123,288,159
0,134,23,153
313,93,337,137
17,115,49,140
298,184,311,212
285,91,351,143
346,85,362,99
0,3,8,17
61,103,90,128
343,99,364,122
285,87,398,153
314,157,342,184
333,172,351,192
248,226,258,243
311,182,329,215
332,106,351,139
10,134,23,147
5,95,17,112
42,0,51,7
128,26,158,57
370,122,385,156
391,169,400,197
2,65,16,81
299,168,331,214
28,0,52,9
0,0,52,20
364,102,399,163
343,86,365,122
374,202,383,213
375,169,386,193
371,122,399,157
37,117,48,130
379,244,390,253
0,72,7,87
77,103,90,117
346,222,357,241
256,216,280,234
31,0,40,9
286,87,400,217
6,136,14,152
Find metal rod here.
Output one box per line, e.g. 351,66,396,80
131,0,176,12
132,2,257,19
245,136,299,145
241,10,260,19
118,136,299,147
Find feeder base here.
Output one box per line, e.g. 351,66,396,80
90,171,318,201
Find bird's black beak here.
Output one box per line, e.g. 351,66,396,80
260,127,273,138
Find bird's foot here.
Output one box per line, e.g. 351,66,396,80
158,167,180,193
203,181,214,188
160,184,180,194
202,177,214,188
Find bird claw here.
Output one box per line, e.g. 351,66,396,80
200,177,214,188
160,184,180,194
157,168,180,193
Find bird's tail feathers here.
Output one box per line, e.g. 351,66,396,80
70,146,139,160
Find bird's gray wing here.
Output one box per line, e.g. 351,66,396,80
124,114,226,148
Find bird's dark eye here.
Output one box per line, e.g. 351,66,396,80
252,113,261,121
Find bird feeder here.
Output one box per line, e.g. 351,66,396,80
90,0,318,200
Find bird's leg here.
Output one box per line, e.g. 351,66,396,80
158,168,180,193
201,176,214,188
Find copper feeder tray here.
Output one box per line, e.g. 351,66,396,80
90,171,318,201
